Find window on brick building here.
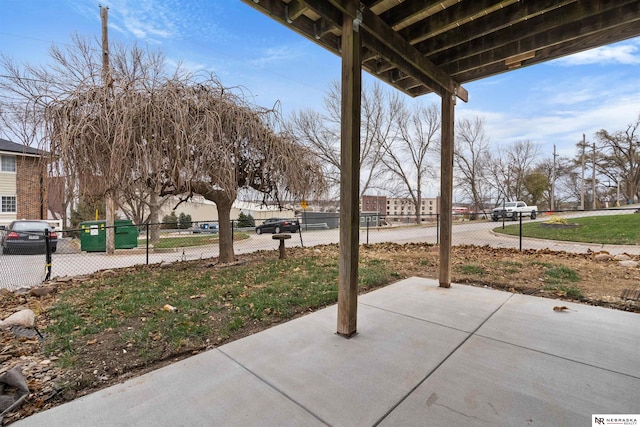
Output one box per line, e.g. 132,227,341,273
1,196,16,213
1,155,16,172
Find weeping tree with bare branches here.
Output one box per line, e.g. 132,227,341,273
3,36,324,263
48,73,322,263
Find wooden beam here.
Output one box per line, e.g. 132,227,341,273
358,6,468,102
379,0,444,30
302,0,467,102
430,0,638,70
408,0,574,57
453,22,640,83
442,3,640,77
285,0,308,22
360,32,447,98
439,91,455,288
337,0,361,338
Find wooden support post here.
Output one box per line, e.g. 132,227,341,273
337,1,361,337
439,91,455,288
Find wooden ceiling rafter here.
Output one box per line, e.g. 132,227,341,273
406,0,575,55
443,4,640,77
244,0,640,98
428,0,640,71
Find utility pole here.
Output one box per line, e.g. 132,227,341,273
551,144,557,211
592,141,597,210
101,5,115,255
580,134,586,210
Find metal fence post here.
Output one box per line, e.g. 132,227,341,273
298,221,304,247
436,213,440,245
146,222,149,265
366,216,370,245
231,220,235,242
44,230,52,282
518,212,523,251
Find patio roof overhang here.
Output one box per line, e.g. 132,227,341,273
240,0,640,336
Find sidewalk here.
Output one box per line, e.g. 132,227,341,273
16,278,640,426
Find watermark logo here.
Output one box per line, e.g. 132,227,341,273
593,415,639,426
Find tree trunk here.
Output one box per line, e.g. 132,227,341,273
216,196,235,263
148,192,160,243
106,192,115,254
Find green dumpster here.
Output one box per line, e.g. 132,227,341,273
79,220,138,252
114,219,138,249
80,221,106,252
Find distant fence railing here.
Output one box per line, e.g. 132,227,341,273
1,208,638,290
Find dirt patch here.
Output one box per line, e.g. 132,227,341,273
1,243,638,424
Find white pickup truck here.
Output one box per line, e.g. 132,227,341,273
491,201,538,221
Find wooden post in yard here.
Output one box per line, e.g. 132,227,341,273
101,5,115,255
439,91,455,288
337,0,361,337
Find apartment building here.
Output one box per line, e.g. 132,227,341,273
385,196,440,222
0,138,48,225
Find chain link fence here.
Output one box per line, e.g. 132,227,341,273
2,208,639,290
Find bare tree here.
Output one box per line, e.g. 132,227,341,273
287,109,340,191
3,37,324,263
505,140,541,201
454,116,491,214
534,156,574,210
287,81,400,198
594,113,640,204
0,64,80,225
482,140,541,207
381,102,439,223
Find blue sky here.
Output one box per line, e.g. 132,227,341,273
1,0,639,161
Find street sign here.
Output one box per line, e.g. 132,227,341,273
300,200,308,210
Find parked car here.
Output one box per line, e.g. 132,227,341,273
255,218,300,234
192,223,219,234
0,220,58,254
491,201,537,221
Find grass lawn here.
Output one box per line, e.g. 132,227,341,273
138,232,250,249
494,214,640,245
45,250,399,367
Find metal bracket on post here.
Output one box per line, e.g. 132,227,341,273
353,10,362,32
285,4,293,23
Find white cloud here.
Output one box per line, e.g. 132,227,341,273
81,0,228,45
480,91,640,158
247,45,300,68
553,40,640,66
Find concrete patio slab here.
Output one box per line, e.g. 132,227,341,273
477,293,640,377
16,348,325,427
14,278,639,427
379,335,639,427
220,303,469,426
359,277,512,332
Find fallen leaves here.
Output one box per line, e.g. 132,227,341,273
162,304,177,312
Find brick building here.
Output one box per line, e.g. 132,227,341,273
0,138,48,225
360,194,387,216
